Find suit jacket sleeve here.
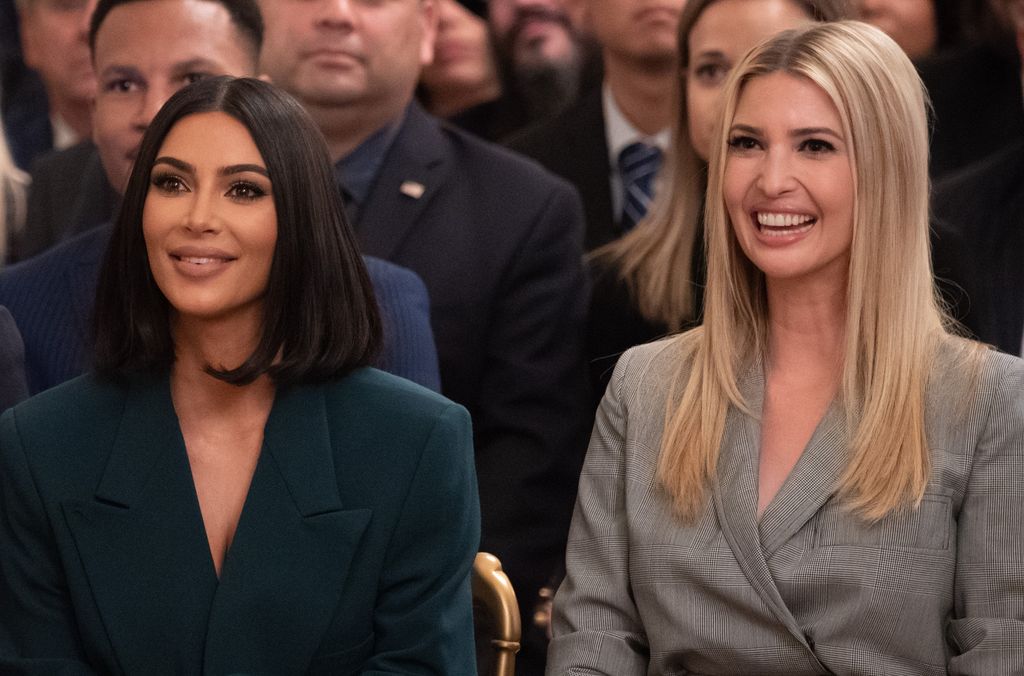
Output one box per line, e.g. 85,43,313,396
947,355,1024,674
474,179,591,601
0,306,28,410
364,402,480,675
0,408,98,673
546,348,649,675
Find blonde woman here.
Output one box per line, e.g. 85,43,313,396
549,21,1024,675
0,120,28,262
587,0,847,404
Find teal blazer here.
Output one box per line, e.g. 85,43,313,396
0,368,479,674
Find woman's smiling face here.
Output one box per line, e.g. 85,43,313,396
723,71,854,288
143,111,277,327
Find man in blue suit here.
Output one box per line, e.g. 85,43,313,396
0,0,441,393
258,0,591,671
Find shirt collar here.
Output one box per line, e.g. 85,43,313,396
602,83,671,166
334,107,408,206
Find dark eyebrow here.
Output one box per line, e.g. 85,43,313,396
98,65,142,81
151,158,268,178
153,156,193,173
170,58,222,75
219,164,268,177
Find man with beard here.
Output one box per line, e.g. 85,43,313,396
509,0,684,250
453,0,594,140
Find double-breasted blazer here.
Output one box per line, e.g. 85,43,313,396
548,337,1024,675
0,368,479,674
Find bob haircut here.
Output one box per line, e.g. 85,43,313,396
657,21,978,523
593,0,849,331
93,76,382,386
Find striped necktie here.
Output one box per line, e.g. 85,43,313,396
618,141,663,232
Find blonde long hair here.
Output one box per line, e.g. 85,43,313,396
592,0,849,331
0,119,28,261
658,21,973,522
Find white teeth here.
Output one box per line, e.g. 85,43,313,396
180,256,221,265
756,212,815,228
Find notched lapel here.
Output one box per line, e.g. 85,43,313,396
758,403,847,554
356,105,451,260
61,375,217,674
203,383,372,674
712,364,828,670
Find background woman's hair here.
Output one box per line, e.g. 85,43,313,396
0,111,28,262
93,76,382,385
657,20,980,523
592,0,850,332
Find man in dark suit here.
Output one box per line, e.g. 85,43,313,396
0,0,442,393
258,0,590,671
508,0,683,251
0,306,28,410
4,0,95,175
931,0,1024,356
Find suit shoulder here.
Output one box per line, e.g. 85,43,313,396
28,141,98,181
324,367,466,427
612,334,694,402
933,140,1024,219
362,255,428,295
0,224,108,297
440,122,578,197
9,373,123,424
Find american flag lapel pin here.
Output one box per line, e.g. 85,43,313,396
400,181,425,199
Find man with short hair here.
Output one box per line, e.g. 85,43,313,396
12,0,96,166
509,0,684,250
258,0,590,671
1,0,442,395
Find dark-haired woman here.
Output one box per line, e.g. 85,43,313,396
0,77,479,674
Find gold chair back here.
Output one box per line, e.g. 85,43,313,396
472,552,521,676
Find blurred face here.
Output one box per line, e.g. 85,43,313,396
144,112,277,327
723,73,854,287
19,0,98,109
686,0,813,161
92,0,257,194
856,0,936,60
258,0,437,114
421,0,497,95
579,0,684,70
489,0,578,71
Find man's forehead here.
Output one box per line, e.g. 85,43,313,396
92,0,248,65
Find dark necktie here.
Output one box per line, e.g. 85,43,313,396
618,142,663,232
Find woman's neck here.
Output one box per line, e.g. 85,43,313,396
765,276,846,379
169,313,274,420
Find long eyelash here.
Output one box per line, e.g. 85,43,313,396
229,181,268,200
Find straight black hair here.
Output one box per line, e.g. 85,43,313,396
93,76,382,386
89,0,264,57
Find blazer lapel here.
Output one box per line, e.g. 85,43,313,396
356,103,451,261
202,383,371,674
712,364,829,671
758,403,847,555
61,374,217,675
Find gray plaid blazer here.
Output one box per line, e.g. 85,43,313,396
548,336,1024,675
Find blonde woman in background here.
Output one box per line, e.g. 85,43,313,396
586,0,848,406
0,117,28,262
549,21,1024,674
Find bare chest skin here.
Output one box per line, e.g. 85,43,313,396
757,370,834,518
175,391,272,579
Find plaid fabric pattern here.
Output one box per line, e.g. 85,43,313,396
548,337,1024,675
